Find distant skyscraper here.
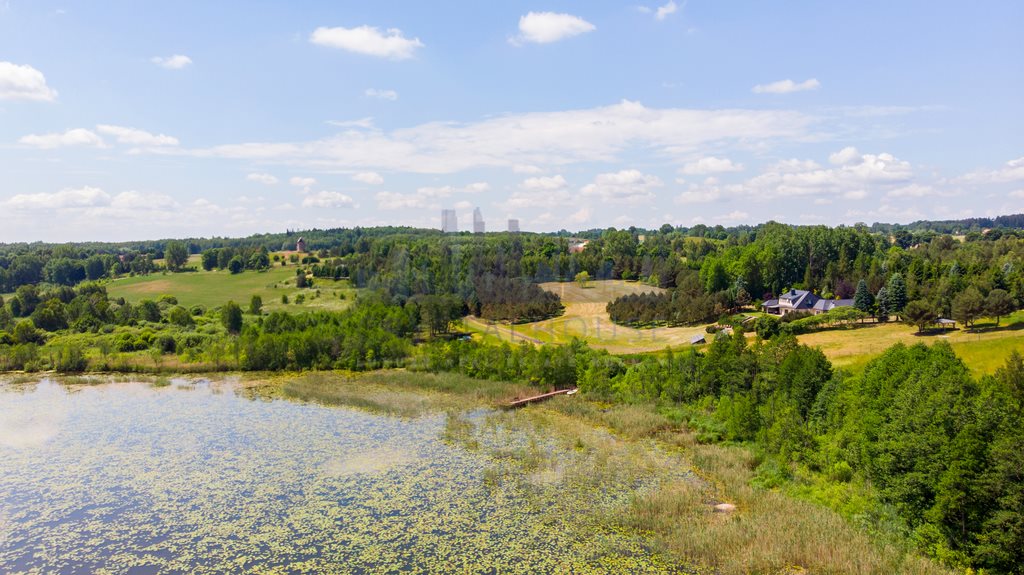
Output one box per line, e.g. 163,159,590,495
508,218,520,232
473,207,485,234
441,209,458,233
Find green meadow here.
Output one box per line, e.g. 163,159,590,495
105,260,356,313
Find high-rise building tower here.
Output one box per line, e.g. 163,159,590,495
441,209,458,233
472,207,485,234
507,219,520,233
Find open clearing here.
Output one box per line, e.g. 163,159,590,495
464,280,706,354
798,311,1024,375
106,261,356,313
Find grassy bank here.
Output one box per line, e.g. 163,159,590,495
266,369,950,575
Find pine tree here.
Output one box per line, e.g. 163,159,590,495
887,273,908,317
854,279,874,314
876,286,890,322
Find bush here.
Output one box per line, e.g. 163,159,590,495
54,344,88,373
155,334,177,353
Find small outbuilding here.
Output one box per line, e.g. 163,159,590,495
690,334,706,345
935,318,957,330
296,237,306,253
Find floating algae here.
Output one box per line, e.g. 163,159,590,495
0,378,691,574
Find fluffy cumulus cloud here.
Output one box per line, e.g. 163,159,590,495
581,169,662,203
680,156,744,175
19,128,104,149
365,88,398,101
151,55,192,70
514,12,595,44
164,100,812,174
352,171,384,185
311,26,423,60
246,172,279,185
753,78,821,94
0,61,58,101
301,191,357,209
96,124,179,147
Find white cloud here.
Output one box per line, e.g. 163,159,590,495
18,128,104,149
151,55,192,70
523,175,569,191
161,100,812,174
0,61,58,101
2,186,109,210
656,1,678,20
328,117,375,129
375,182,486,210
246,172,279,185
958,156,1024,184
310,25,423,60
96,124,178,147
365,88,398,101
680,156,744,175
717,210,751,224
290,176,317,187
887,184,934,198
752,78,820,94
352,171,384,185
1009,190,1024,198
734,150,913,201
676,184,722,204
828,146,860,165
503,175,572,209
513,164,543,174
581,169,662,203
301,191,357,208
514,12,595,44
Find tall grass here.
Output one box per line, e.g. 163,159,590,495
540,397,950,575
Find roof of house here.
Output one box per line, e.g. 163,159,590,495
762,299,780,308
812,298,854,312
778,288,817,309
690,334,706,344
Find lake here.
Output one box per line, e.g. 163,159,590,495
0,376,689,574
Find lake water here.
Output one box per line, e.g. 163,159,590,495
0,377,687,574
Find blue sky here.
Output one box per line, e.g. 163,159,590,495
1,0,1022,242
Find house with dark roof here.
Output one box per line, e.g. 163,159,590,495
762,288,853,316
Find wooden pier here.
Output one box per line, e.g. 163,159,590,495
504,388,577,409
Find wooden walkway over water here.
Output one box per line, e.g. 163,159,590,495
504,388,577,409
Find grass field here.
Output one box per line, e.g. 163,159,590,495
464,280,706,354
798,311,1024,375
106,262,356,313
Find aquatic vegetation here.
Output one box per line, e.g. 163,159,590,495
0,376,690,574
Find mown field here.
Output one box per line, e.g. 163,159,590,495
464,280,706,354
798,310,1024,375
461,279,1024,375
105,261,356,313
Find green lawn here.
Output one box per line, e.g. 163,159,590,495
106,264,356,313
